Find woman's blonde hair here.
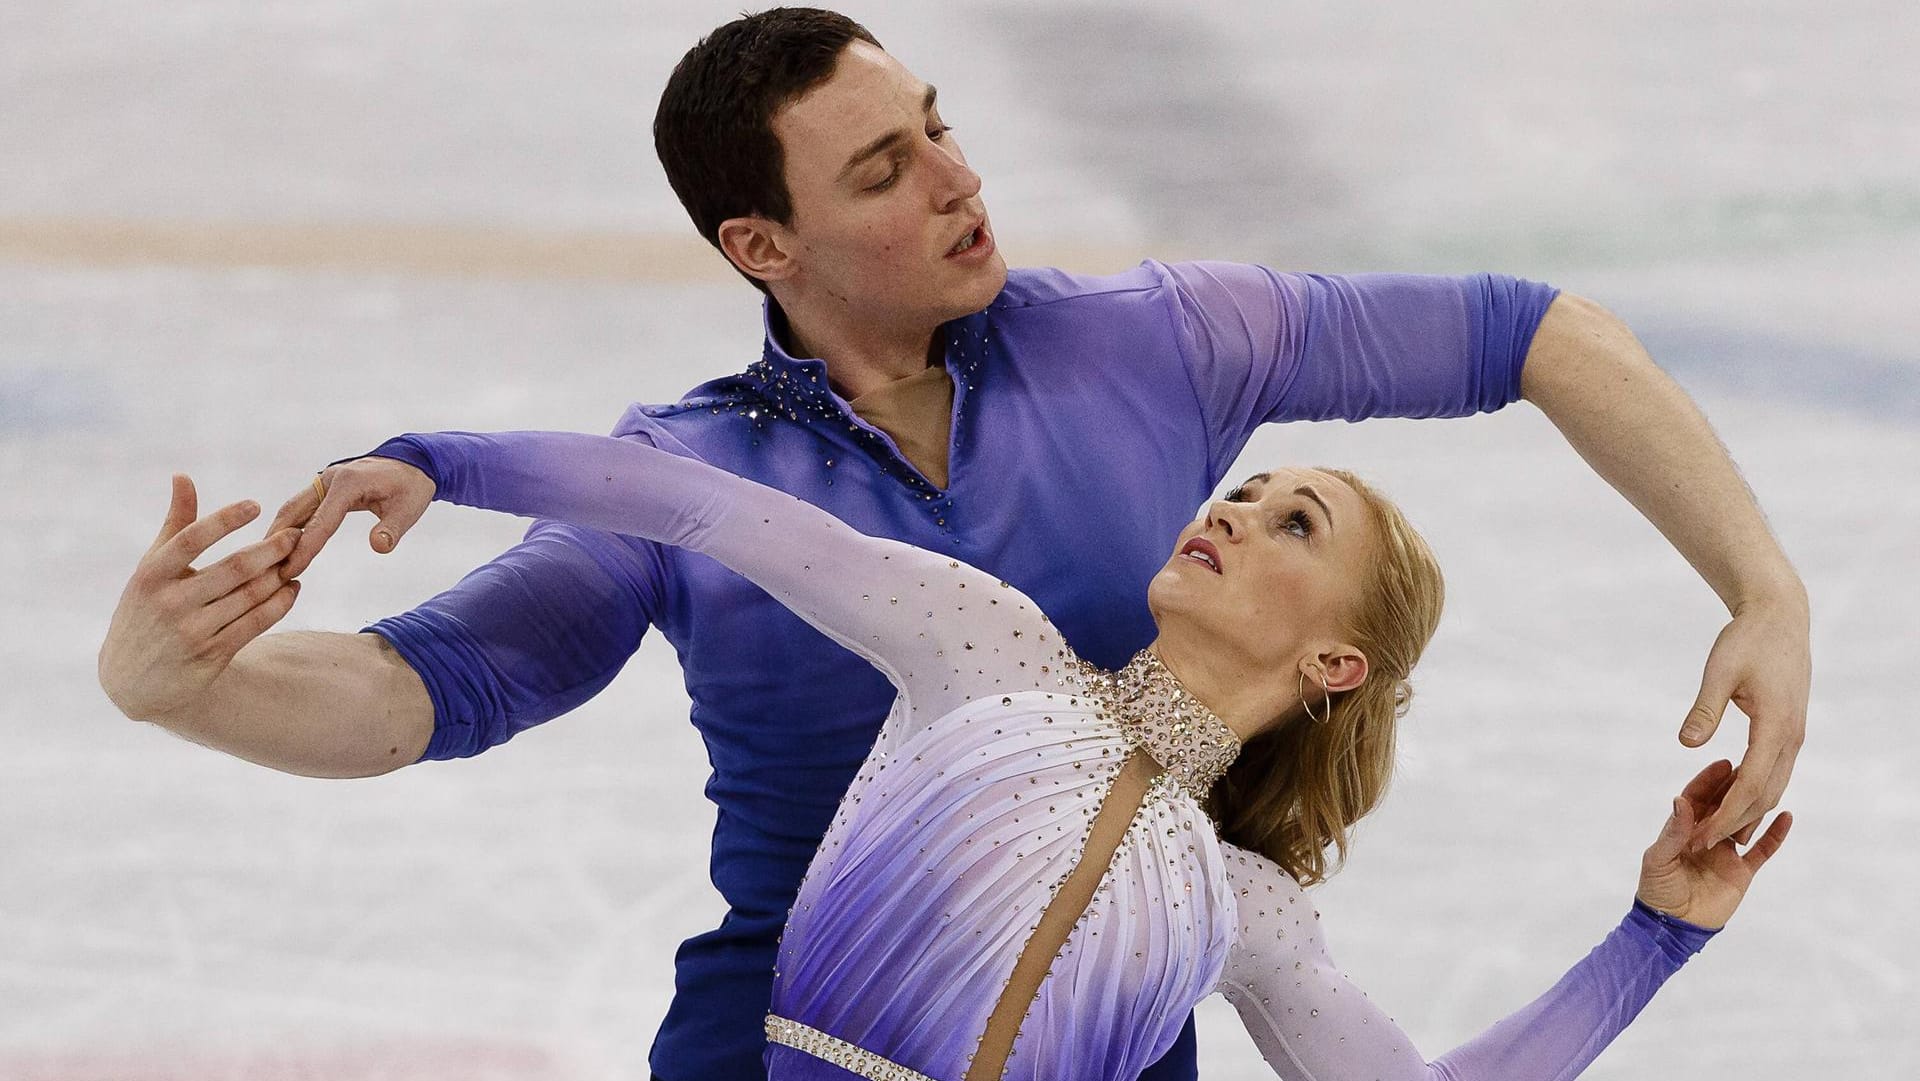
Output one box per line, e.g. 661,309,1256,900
1206,468,1445,886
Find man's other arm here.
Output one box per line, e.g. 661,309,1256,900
1165,262,1810,848
1520,292,1809,847
101,472,660,776
143,630,433,778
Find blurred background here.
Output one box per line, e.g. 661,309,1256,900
3,1,1916,1077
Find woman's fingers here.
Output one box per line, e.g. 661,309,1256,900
368,494,428,554
281,469,357,579
267,474,326,537
1740,811,1793,874
1678,759,1734,804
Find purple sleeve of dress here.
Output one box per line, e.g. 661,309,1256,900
1160,260,1560,480
361,429,1059,731
1218,845,1717,1080
337,443,668,761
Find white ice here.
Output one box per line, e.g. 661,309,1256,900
2,2,1915,1078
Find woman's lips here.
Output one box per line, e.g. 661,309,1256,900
1178,537,1222,574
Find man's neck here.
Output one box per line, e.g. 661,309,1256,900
772,295,943,401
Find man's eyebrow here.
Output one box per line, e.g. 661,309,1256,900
836,84,940,181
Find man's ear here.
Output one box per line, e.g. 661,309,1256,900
717,216,797,285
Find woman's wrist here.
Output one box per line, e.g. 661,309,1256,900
1632,895,1722,935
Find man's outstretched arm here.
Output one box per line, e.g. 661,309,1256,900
98,474,434,778
1161,262,1809,852
1520,292,1810,849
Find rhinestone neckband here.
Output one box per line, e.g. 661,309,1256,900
764,1015,939,1081
1070,649,1242,792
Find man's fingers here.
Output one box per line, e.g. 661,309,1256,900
1694,738,1782,848
149,474,199,551
152,498,263,576
1727,742,1799,846
1740,811,1793,874
1679,669,1734,747
181,527,302,606
196,554,305,633
204,579,303,661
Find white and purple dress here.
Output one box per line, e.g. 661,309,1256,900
363,427,1717,1081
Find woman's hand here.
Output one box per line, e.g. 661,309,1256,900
1636,758,1793,929
267,457,436,581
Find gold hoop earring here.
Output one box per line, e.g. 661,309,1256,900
1297,667,1331,725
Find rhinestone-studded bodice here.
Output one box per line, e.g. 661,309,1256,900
769,656,1243,1081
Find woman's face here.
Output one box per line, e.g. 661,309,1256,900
1147,467,1377,677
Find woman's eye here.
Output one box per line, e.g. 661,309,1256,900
1281,509,1313,538
1224,487,1247,502
929,124,954,141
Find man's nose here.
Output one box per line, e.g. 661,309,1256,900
930,145,982,211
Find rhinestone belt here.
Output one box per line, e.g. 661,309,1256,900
764,1015,941,1081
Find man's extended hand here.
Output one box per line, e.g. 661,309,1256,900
99,475,303,722
269,457,436,580
1679,594,1810,851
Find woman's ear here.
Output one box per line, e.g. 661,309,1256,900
717,216,797,285
1318,646,1368,695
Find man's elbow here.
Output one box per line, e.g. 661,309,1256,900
1519,292,1653,405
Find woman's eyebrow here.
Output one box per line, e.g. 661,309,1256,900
1293,486,1335,533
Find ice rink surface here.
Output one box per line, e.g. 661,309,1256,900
3,2,1916,1077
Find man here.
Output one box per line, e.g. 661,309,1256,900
98,8,1810,1080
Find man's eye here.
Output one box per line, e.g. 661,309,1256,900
929,124,954,141
867,167,901,192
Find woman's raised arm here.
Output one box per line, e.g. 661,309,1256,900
1216,760,1789,1080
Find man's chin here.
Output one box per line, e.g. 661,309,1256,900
955,257,1008,314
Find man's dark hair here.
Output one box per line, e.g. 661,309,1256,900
654,7,882,292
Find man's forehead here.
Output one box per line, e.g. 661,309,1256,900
777,41,927,143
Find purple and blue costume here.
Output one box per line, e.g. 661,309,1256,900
358,261,1624,1080
362,425,1715,1081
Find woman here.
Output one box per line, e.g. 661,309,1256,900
316,428,1790,1081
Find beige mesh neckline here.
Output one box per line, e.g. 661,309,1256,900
1071,649,1242,792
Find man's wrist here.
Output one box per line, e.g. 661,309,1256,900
1729,576,1810,621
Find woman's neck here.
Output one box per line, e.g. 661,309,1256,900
1144,635,1292,743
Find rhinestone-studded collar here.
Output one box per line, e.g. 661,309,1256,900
1071,649,1242,792
722,300,999,533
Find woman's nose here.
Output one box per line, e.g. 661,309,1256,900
1205,501,1241,539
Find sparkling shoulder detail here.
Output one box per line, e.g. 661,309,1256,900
1068,649,1241,792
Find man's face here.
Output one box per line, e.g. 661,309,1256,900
769,41,1006,331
